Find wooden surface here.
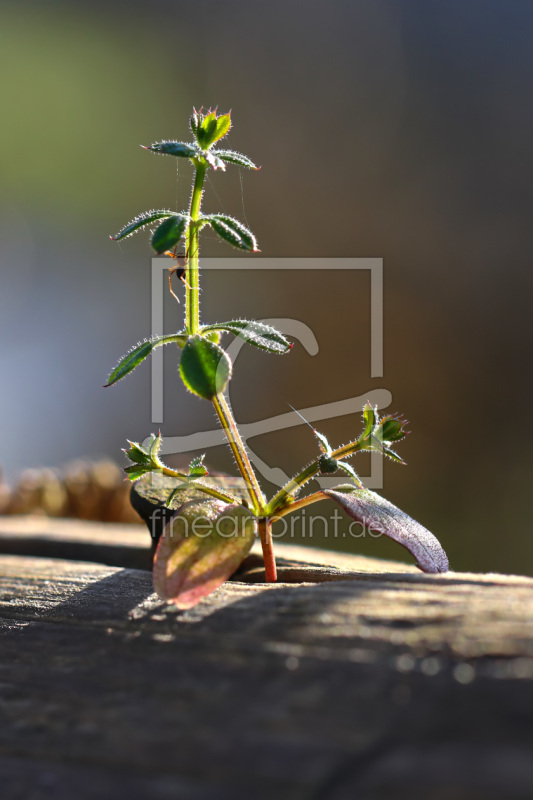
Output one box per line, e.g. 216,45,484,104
1,516,533,799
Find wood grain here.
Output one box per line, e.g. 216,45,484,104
1,516,533,798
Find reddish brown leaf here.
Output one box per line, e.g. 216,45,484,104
153,498,256,608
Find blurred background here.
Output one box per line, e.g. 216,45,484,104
1,0,532,574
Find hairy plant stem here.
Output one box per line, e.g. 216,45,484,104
185,161,207,335
266,439,366,516
159,466,238,504
212,393,265,515
183,158,272,574
271,490,326,520
257,517,277,582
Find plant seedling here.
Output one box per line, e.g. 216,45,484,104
107,108,449,609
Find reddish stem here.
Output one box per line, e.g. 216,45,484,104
257,517,277,582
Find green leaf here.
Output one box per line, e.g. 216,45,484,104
202,320,291,354
179,335,232,400
361,403,377,440
110,209,175,241
203,329,221,345
195,110,218,149
148,431,163,462
124,465,152,481
213,149,259,170
203,214,258,251
322,485,449,574
194,111,232,150
143,141,199,158
376,415,409,443
124,440,151,465
314,430,332,455
189,109,200,138
105,334,187,387
151,214,188,254
153,499,256,608
189,455,209,478
337,461,362,485
380,445,405,465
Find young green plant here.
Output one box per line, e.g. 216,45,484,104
107,108,449,609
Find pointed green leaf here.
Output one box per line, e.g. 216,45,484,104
214,149,259,170
153,499,256,608
210,113,232,145
194,111,231,150
189,454,209,478
189,109,200,138
381,445,405,465
195,110,218,149
202,320,291,354
144,141,199,158
361,403,377,440
148,431,162,461
105,333,187,387
337,461,362,485
124,440,151,465
323,485,449,574
376,415,409,443
179,335,232,400
203,329,221,345
314,430,332,455
124,465,152,481
203,214,258,252
151,214,188,254
111,209,175,241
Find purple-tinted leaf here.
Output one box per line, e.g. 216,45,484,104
323,485,449,574
153,499,256,608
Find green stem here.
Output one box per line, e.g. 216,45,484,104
158,467,239,505
185,161,207,335
266,439,366,516
266,461,320,516
271,491,325,520
212,393,265,515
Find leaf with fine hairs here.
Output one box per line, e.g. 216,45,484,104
105,333,186,387
213,149,259,170
179,335,232,400
153,499,256,608
323,485,449,574
203,214,259,251
151,214,188,254
110,209,175,241
202,319,291,354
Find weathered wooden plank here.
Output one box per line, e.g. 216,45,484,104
0,515,152,570
1,536,533,798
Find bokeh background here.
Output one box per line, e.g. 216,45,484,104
1,0,532,574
